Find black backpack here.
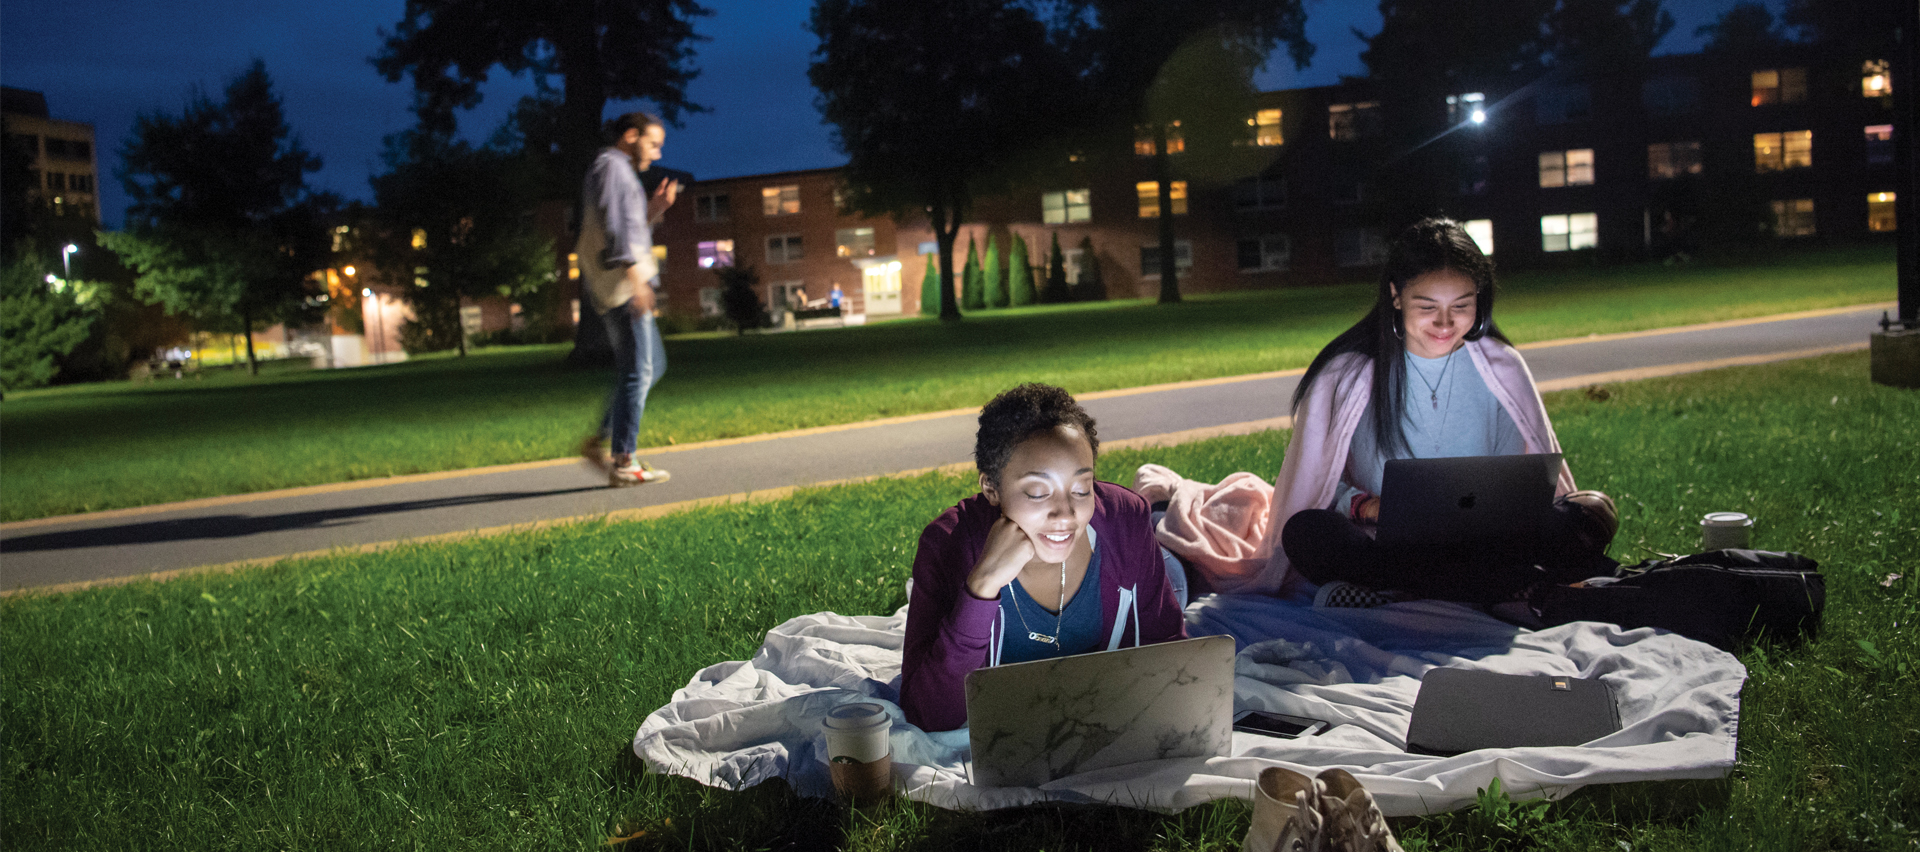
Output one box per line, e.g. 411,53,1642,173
1530,549,1825,651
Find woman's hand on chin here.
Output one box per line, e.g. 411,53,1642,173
968,516,1037,600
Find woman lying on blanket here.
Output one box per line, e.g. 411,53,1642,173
900,383,1187,732
1272,217,1619,604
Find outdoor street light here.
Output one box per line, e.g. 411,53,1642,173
61,243,77,279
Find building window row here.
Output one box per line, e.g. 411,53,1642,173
1541,213,1598,252
835,227,875,258
1648,142,1703,179
1237,235,1290,272
695,193,730,222
1753,130,1812,172
1139,240,1193,276
1751,68,1808,106
42,171,94,192
766,233,803,264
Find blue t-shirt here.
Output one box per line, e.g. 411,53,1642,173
997,529,1104,664
1335,348,1524,512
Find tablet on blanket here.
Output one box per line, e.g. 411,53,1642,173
963,635,1235,788
1406,668,1620,756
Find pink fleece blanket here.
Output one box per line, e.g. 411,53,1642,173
1134,464,1276,594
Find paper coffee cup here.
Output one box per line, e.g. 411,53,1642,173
823,702,892,805
1701,512,1753,551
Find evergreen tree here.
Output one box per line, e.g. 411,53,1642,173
1071,235,1105,302
983,234,1005,308
1,245,96,391
100,60,329,376
1042,232,1070,304
919,252,941,316
962,236,984,310
1008,234,1035,306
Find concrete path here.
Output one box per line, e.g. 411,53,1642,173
0,304,1888,593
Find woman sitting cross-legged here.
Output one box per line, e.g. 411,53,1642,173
900,383,1187,733
1272,218,1619,605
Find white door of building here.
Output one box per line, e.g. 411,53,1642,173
862,260,902,315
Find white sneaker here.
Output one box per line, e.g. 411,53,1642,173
609,457,670,487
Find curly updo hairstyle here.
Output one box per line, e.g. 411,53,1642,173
973,383,1100,486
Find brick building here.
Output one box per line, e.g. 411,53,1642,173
2,87,103,223
645,46,1898,324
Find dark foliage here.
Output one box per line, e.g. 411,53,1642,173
714,263,764,335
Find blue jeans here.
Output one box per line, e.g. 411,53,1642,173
599,299,667,456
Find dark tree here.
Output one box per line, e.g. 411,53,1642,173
809,0,1074,322
1694,2,1789,55
1042,232,1070,304
100,60,329,375
1070,235,1105,302
714,263,764,335
1060,2,1314,303
373,0,711,362
369,129,554,357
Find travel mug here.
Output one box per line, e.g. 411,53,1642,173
1701,512,1753,550
822,701,892,805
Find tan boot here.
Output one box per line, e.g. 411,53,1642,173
1244,766,1318,852
1314,769,1403,852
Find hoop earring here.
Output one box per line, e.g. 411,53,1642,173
1469,312,1488,338
1391,315,1405,340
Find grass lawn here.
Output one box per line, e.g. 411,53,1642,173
0,243,1894,522
3,350,1915,850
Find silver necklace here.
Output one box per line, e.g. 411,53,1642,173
1410,348,1457,409
1010,560,1067,650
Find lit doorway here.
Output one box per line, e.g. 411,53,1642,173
860,259,902,315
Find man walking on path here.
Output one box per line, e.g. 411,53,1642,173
577,113,679,487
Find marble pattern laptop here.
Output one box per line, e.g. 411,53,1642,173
963,635,1235,788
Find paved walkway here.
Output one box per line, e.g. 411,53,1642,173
0,304,1888,594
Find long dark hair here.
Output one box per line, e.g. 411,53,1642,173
1290,218,1511,458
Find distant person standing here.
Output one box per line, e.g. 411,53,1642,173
578,112,679,486
829,282,844,310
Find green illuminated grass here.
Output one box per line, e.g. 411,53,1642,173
0,244,1893,521
3,350,1915,850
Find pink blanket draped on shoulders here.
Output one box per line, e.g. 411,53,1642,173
1134,463,1275,594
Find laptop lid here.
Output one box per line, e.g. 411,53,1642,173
1405,668,1620,756
1375,453,1561,564
963,634,1235,788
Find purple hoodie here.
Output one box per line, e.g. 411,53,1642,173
900,481,1188,732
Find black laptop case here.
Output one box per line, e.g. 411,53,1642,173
1405,668,1620,756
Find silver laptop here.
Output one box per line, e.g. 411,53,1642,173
963,635,1235,788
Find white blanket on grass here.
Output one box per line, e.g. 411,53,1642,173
634,593,1744,815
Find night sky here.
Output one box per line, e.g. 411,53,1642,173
2,0,1765,228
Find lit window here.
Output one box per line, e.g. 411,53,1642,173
1042,189,1091,224
1751,68,1807,106
1334,228,1388,267
1868,192,1896,232
1328,102,1380,140
1769,199,1815,237
567,252,580,280
1540,213,1597,252
1753,131,1812,172
835,227,876,258
1538,149,1594,188
1446,92,1485,126
695,193,730,222
697,240,735,269
1233,176,1284,211
1863,60,1891,98
1139,240,1192,276
1866,125,1893,166
761,185,800,216
1648,142,1704,179
1251,109,1283,146
1133,123,1184,156
766,234,803,264
1136,181,1188,218
1236,235,1290,272
1463,219,1494,256
411,228,427,249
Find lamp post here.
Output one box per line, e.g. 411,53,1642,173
362,286,384,365
61,244,77,279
